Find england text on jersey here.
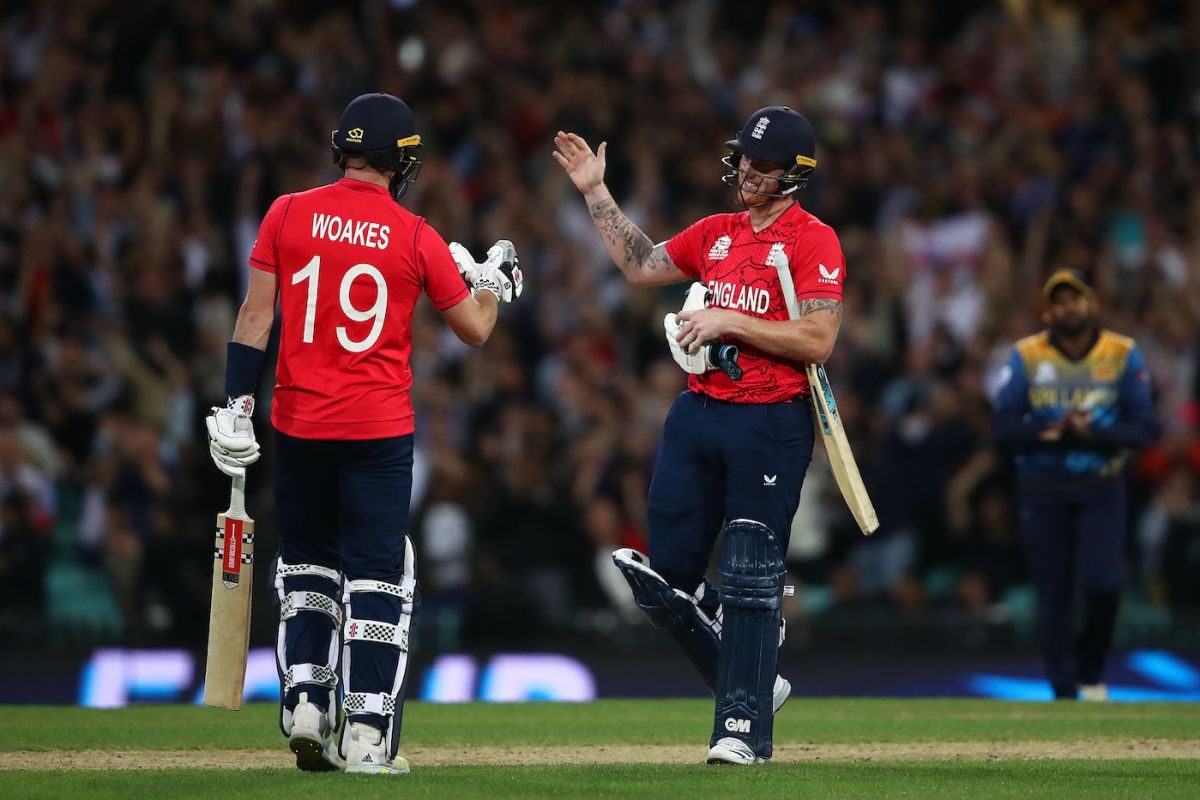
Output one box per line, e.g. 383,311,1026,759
706,281,771,314
666,203,844,403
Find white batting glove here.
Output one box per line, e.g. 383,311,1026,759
480,240,523,302
449,240,523,303
205,395,259,478
664,283,714,375
664,312,708,374
448,241,481,287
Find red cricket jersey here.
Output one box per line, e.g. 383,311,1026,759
665,202,844,403
249,178,469,439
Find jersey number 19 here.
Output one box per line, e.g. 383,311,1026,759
292,255,388,352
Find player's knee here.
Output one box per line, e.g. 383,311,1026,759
719,518,785,610
654,563,701,596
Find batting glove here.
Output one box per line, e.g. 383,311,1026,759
664,312,708,374
206,394,260,478
480,239,523,302
448,241,481,287
664,283,714,375
448,240,523,303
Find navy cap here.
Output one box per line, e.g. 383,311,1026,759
726,106,817,169
331,93,420,153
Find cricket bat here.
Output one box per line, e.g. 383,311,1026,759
768,244,878,536
806,363,879,536
204,474,255,709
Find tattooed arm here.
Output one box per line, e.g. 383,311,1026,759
676,297,842,364
553,131,687,286
585,194,687,285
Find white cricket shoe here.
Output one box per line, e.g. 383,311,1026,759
773,675,791,713
286,692,343,772
1080,683,1109,702
344,721,410,775
707,736,765,765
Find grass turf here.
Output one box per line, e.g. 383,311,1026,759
2,700,1198,799
1,699,1198,751
3,762,1200,800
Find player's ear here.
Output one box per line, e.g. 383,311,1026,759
1042,310,1051,324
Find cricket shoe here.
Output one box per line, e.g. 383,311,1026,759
285,692,343,772
344,721,410,775
1079,683,1109,702
706,736,766,765
773,675,791,713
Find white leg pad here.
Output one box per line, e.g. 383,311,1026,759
284,663,338,693
282,591,344,626
344,617,409,650
339,536,417,761
277,562,341,582
344,691,397,716
275,560,343,733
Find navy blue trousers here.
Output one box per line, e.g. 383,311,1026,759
646,391,814,592
273,430,414,727
1018,478,1124,698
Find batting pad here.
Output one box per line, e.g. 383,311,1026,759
612,548,722,691
339,535,417,761
713,519,784,759
273,560,343,736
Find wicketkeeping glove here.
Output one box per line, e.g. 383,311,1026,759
206,394,260,478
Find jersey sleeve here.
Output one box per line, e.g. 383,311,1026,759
792,225,845,301
990,348,1043,448
416,223,471,310
248,194,294,274
1088,343,1161,449
664,217,709,278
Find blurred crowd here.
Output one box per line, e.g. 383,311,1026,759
1,0,1198,651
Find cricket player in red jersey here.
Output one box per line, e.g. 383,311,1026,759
554,107,842,765
206,93,522,774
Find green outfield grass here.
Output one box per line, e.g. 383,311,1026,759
1,700,1198,799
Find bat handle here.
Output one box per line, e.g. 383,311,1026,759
229,474,247,519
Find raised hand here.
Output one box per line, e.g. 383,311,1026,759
553,131,607,195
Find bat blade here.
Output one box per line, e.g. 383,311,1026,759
807,363,879,536
204,481,254,710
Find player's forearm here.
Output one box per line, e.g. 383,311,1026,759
471,291,499,344
231,305,273,351
459,292,499,347
226,304,271,399
727,314,838,364
584,186,658,285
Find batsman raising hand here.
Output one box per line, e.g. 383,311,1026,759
554,111,844,766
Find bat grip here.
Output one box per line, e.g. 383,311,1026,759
228,474,247,519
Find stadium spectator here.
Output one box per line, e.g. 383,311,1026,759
0,1,1193,653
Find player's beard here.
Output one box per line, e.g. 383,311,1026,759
736,172,783,208
1051,311,1096,337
